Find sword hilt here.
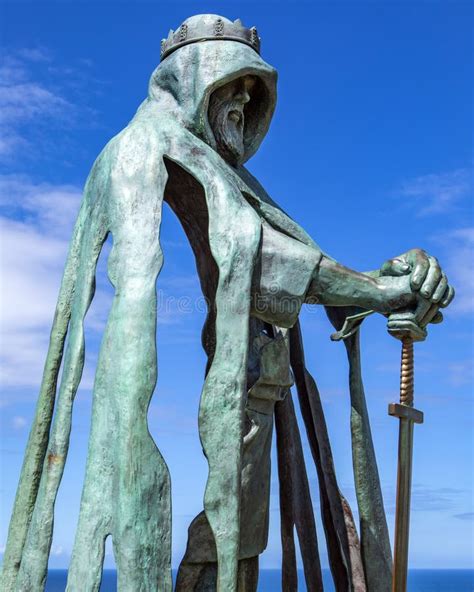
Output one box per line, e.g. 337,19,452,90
389,337,423,423
388,314,424,422
388,309,424,406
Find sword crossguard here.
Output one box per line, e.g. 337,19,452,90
389,403,424,424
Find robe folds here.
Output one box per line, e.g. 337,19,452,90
2,31,391,592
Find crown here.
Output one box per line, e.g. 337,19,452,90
160,14,261,61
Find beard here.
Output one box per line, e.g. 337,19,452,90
208,95,245,166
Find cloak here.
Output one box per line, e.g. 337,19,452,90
2,16,391,592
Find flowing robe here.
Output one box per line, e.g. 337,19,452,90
2,29,391,592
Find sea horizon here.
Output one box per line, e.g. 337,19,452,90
44,568,474,591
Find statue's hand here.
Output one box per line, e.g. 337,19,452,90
380,248,455,326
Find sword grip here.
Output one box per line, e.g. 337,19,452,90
400,338,414,407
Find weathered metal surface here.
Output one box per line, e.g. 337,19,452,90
275,390,324,592
340,494,367,591
289,321,357,591
326,305,392,592
1,13,455,592
175,323,292,592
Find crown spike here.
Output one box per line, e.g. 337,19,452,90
160,14,262,61
214,18,224,37
250,27,259,49
179,23,188,42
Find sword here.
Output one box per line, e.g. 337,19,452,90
387,312,426,592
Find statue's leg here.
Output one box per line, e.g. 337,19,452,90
175,407,272,592
175,512,216,591
177,322,287,592
195,564,218,591
238,557,259,591
175,520,259,591
186,557,258,592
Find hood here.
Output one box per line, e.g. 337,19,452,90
141,16,277,164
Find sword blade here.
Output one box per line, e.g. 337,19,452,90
392,417,415,592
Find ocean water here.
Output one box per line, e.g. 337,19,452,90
45,569,474,591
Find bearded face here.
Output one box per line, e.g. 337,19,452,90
208,75,256,166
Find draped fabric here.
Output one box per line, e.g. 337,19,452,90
2,30,390,592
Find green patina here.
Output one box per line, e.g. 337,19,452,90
1,14,453,592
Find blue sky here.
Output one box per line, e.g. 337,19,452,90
0,0,472,574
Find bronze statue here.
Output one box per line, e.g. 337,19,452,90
1,14,454,592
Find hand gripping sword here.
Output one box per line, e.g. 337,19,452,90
387,311,426,592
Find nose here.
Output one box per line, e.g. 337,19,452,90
235,88,251,105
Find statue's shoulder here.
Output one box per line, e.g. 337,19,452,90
110,118,171,158
89,115,177,183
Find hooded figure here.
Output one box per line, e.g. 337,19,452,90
2,14,454,592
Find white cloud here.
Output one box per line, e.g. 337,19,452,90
12,416,27,429
0,175,82,352
0,175,110,390
447,227,474,244
0,217,69,328
17,48,51,63
0,56,30,86
0,48,106,390
0,216,70,388
51,545,64,556
399,168,472,215
0,48,95,162
399,167,473,315
0,131,28,158
0,173,197,390
0,174,82,238
0,53,73,160
437,226,474,315
0,82,72,126
447,360,474,387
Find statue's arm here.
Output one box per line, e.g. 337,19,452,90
306,256,416,313
307,245,454,315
